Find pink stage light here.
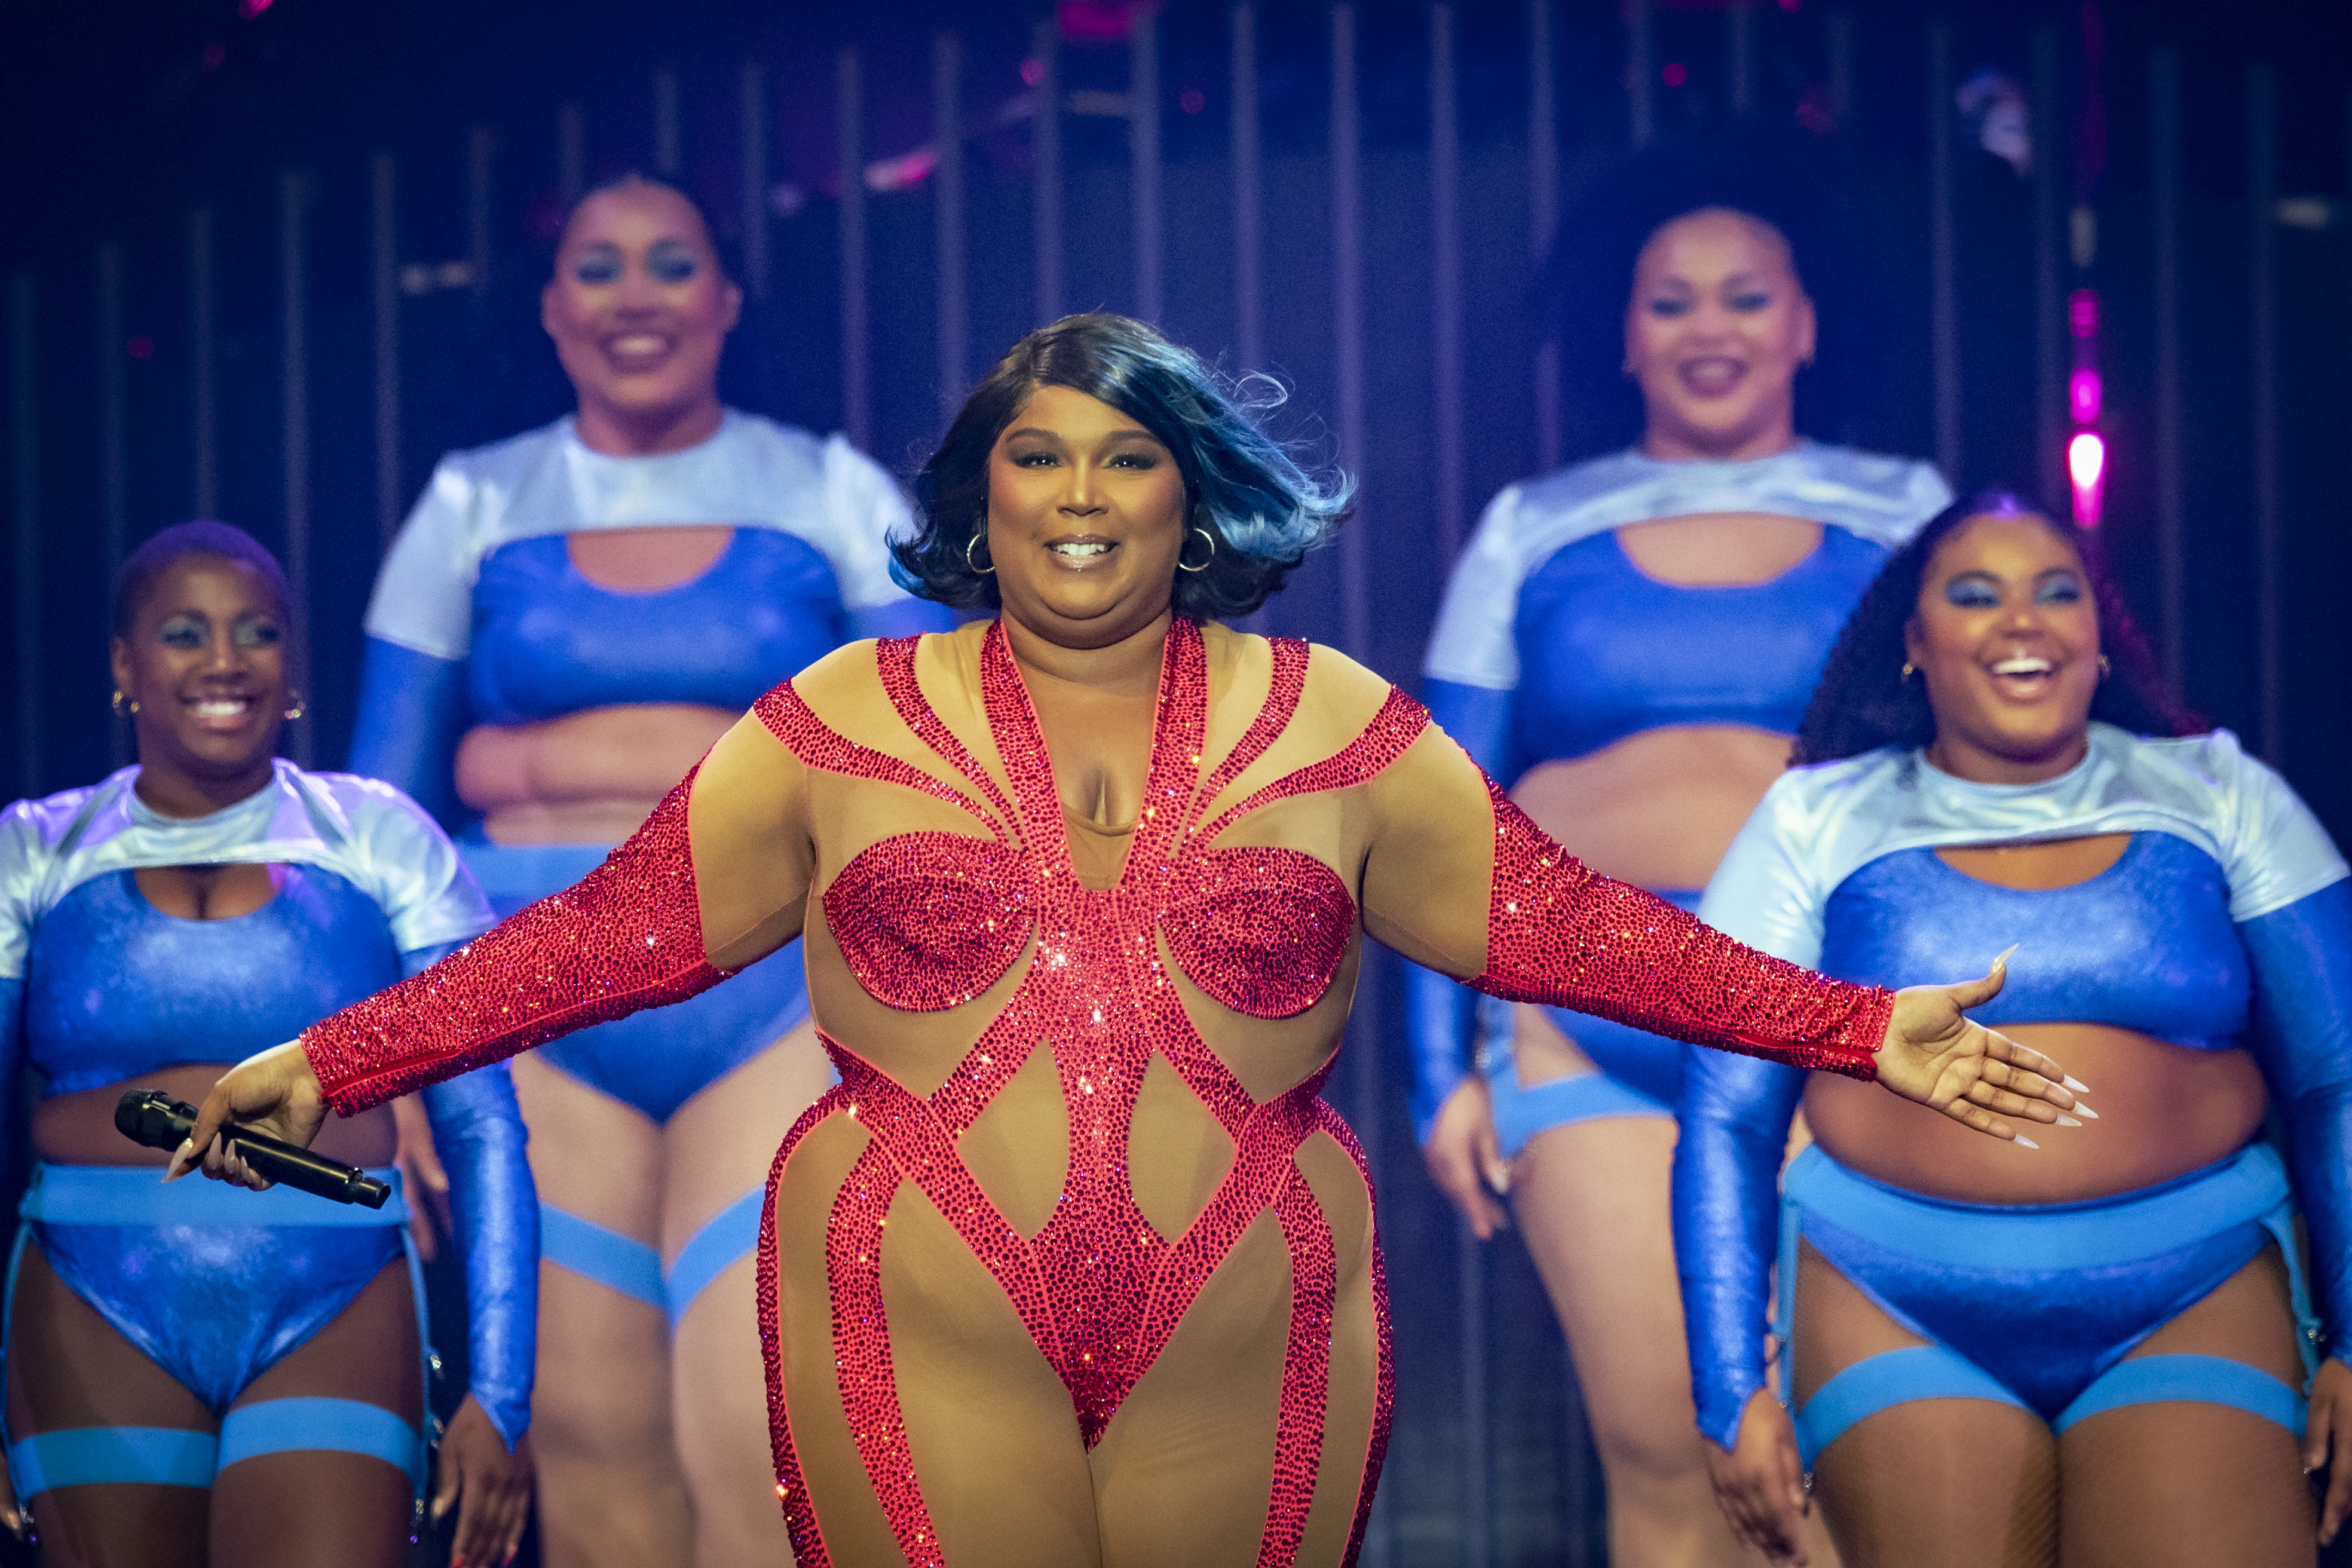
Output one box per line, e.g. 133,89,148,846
2068,432,2106,529
2071,368,2102,424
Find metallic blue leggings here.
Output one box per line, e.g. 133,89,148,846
1781,1144,2319,1469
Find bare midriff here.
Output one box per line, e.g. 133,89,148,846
1504,512,1821,1085
1804,832,2270,1204
457,526,742,846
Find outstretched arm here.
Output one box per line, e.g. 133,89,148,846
173,703,817,1172
1361,723,2082,1130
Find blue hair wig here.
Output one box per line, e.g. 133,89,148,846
893,314,1350,618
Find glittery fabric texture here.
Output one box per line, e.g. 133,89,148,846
1471,782,1892,1078
757,623,1396,1567
301,771,724,1113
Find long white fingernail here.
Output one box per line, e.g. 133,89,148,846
2062,1074,2090,1093
2074,1103,2098,1119
2057,1114,2081,1128
2015,1135,2040,1150
1992,943,2019,969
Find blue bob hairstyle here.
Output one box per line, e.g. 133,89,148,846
893,314,1351,620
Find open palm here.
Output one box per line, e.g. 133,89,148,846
1875,956,2091,1140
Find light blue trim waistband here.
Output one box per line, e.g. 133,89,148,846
20,1162,408,1228
664,1187,764,1333
1781,1141,2290,1273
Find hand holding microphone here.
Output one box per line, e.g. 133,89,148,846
149,1042,356,1200
122,1088,388,1207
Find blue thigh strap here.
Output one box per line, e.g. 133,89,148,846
539,1187,767,1330
664,1188,763,1334
1479,997,1670,1160
1795,1346,2027,1468
2053,1354,2309,1437
9,1398,422,1498
540,1204,666,1309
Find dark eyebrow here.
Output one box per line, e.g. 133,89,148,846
1002,427,1065,443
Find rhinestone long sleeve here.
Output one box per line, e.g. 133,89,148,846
301,773,725,1114
1470,784,1892,1079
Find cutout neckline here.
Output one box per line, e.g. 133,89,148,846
1608,516,1830,591
1929,832,2139,892
564,524,739,597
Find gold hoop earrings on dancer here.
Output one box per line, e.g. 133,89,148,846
283,692,307,722
111,688,138,716
966,531,996,575
1177,527,1217,574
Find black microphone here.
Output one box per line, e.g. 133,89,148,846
115,1089,392,1209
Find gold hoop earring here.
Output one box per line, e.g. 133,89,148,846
1177,527,1217,574
1900,662,1916,681
965,532,995,575
112,688,138,716
283,692,307,722
2097,655,2112,681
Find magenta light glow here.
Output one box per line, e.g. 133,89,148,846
2071,368,2103,424
2068,433,2106,529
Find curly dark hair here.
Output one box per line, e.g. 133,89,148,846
112,521,292,640
1546,125,1900,461
1792,492,2203,764
892,314,1350,620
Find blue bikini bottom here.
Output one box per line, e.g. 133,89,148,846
1781,1143,2319,1469
4,1164,428,1498
1480,889,1698,1156
464,839,803,1330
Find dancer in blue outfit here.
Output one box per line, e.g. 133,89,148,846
1680,495,2352,1566
0,523,533,1568
348,173,952,1567
1410,145,1944,1563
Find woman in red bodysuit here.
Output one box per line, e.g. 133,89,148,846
175,317,2084,1567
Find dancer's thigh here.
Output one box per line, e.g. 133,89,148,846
1093,1131,1380,1568
770,1111,1096,1568
5,1242,210,1568
211,1263,419,1568
666,1023,832,1567
2058,1246,2313,1568
1510,1113,1697,1456
512,1051,688,1567
1796,1242,2056,1568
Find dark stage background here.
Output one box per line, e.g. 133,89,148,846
8,1,2352,1563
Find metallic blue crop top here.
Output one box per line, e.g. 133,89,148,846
1817,834,2249,1051
1512,525,1890,765
27,867,403,1092
466,528,855,726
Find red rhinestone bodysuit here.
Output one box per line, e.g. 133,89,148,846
302,617,1892,1567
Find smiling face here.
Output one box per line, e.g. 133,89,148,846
985,384,1190,650
1624,207,1817,462
541,181,742,451
1906,512,2103,783
109,554,290,794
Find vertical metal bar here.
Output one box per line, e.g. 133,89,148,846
1132,13,1163,322
654,68,681,177
1727,1,1754,115
1034,19,1062,324
2031,26,2065,506
558,104,586,205
1827,10,1856,130
280,171,313,766
1532,0,1560,473
1628,0,1654,148
1928,23,1961,482
2150,49,2183,693
1231,4,1264,371
10,274,37,795
742,62,770,303
936,33,969,424
467,127,495,305
191,207,218,518
1432,5,1464,563
1332,6,1368,664
838,48,871,453
372,154,402,555
2249,65,2280,763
